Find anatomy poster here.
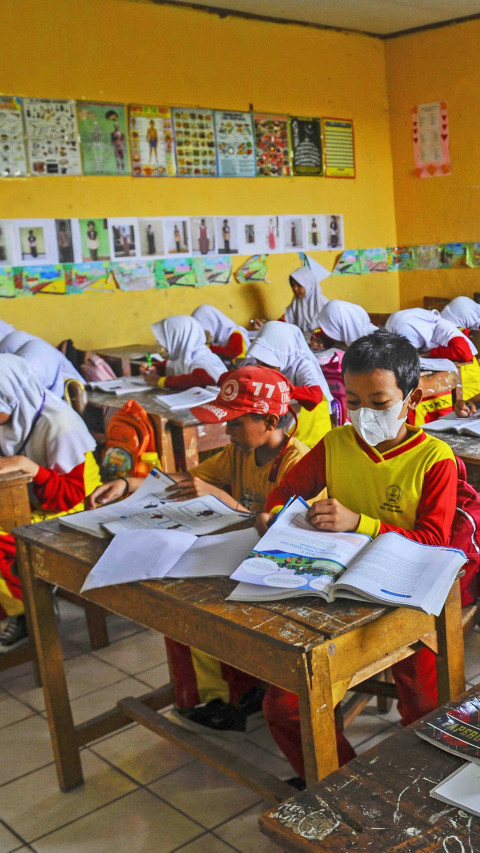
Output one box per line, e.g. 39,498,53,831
214,110,255,177
173,108,217,177
77,101,130,176
129,104,175,177
0,96,28,177
22,98,82,176
288,117,323,176
412,102,451,178
254,113,290,177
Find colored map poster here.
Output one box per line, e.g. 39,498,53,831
172,108,217,177
65,262,115,294
154,258,196,288
412,102,451,178
129,104,175,177
194,256,232,286
288,117,323,176
234,255,268,283
77,101,130,176
22,98,82,176
0,96,28,176
322,118,355,178
214,110,255,177
254,114,290,177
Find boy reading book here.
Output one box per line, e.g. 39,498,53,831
87,365,310,734
257,328,459,780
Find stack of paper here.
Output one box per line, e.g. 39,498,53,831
154,386,219,411
87,377,151,395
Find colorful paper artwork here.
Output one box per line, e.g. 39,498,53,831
111,261,156,291
288,117,323,176
0,268,15,298
322,118,355,178
412,102,451,178
0,96,28,177
194,256,232,286
439,242,466,268
173,108,217,177
466,243,480,269
22,98,82,176
215,217,239,254
16,265,66,295
190,216,216,256
77,101,130,176
79,218,110,262
411,244,441,270
234,255,268,283
214,110,255,177
154,258,196,288
129,104,175,178
65,262,114,293
387,246,414,271
254,114,290,177
358,248,388,273
331,250,360,275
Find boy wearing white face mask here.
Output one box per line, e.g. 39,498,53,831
257,328,458,782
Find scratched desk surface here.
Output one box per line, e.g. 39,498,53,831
260,690,480,851
87,388,202,425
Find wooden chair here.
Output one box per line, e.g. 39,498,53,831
369,312,389,327
63,378,88,415
424,296,450,311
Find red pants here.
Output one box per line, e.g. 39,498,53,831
165,637,259,707
263,647,437,780
0,535,21,618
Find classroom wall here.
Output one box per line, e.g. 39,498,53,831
0,0,399,347
386,19,480,308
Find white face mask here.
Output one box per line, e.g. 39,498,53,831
348,392,412,447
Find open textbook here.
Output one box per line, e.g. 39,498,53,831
86,376,151,395
430,762,480,819
154,386,219,411
81,526,259,592
416,692,480,764
228,497,466,615
60,468,250,538
423,411,480,437
419,357,458,373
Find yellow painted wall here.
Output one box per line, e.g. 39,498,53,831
386,20,480,308
0,0,398,347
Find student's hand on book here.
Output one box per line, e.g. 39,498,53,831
307,498,360,532
139,363,156,376
85,480,129,509
166,475,210,501
454,399,476,418
144,371,161,386
251,318,265,330
255,512,274,535
0,455,39,478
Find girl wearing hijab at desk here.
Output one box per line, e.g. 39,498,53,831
192,305,250,366
313,299,378,350
441,296,480,331
143,315,226,390
0,320,16,342
0,333,84,398
0,354,101,652
247,321,333,446
386,307,480,422
252,266,329,336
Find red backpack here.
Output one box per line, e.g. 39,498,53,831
318,350,347,426
101,399,157,481
450,457,480,607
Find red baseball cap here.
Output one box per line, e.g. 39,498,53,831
190,365,293,423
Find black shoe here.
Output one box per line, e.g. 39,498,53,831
0,615,28,653
168,686,266,736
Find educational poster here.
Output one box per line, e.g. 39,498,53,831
322,118,355,178
79,218,110,262
236,216,281,254
264,216,282,253
138,218,165,258
387,246,414,271
193,256,232,286
108,218,139,259
154,258,197,288
65,262,114,293
172,108,217,177
110,260,156,291
215,217,239,254
331,250,360,275
288,117,323,176
54,219,78,264
412,102,451,178
0,96,28,177
326,214,343,250
411,244,441,270
0,268,15,298
77,101,130,176
128,104,175,177
466,243,480,268
304,215,325,251
358,248,388,273
254,113,290,177
234,255,268,283
282,216,304,252
439,242,466,268
15,219,56,264
190,216,216,256
163,218,190,254
0,221,17,266
214,110,256,177
16,265,66,295
22,98,82,176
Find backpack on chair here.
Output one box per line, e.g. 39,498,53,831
318,350,347,426
101,399,157,481
80,352,117,383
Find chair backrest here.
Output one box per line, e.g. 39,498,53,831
64,379,88,415
423,296,449,311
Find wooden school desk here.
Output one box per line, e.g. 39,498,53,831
15,518,465,795
87,388,229,471
436,431,480,490
96,344,163,377
260,686,480,852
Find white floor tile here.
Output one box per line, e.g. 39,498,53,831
0,689,36,728
0,821,26,853
135,661,171,688
90,722,194,784
214,801,279,853
177,834,237,852
90,631,167,674
0,715,55,786
67,676,151,726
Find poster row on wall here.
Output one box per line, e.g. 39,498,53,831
0,214,344,268
333,242,480,274
0,96,355,179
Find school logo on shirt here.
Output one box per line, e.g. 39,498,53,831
380,484,404,514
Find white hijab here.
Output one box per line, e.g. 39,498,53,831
151,315,225,382
247,320,332,402
0,333,84,397
0,320,16,341
318,300,378,346
386,307,477,355
284,267,329,332
0,354,95,472
192,305,250,350
441,297,480,330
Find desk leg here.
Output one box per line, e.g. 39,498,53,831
297,646,338,787
16,541,83,791
150,415,176,472
173,424,199,470
435,578,465,705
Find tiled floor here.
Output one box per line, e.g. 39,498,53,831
0,601,478,853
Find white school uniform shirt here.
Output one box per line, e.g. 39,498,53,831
192,305,250,350
284,267,329,333
0,333,84,398
386,307,477,355
441,297,480,330
318,300,378,346
151,315,226,382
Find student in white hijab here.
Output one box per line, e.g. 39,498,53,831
441,296,480,330
192,305,250,365
283,267,329,334
0,332,84,398
0,354,101,651
316,300,378,349
0,320,16,341
247,321,333,446
144,315,226,389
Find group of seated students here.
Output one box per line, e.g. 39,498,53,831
1,275,480,786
